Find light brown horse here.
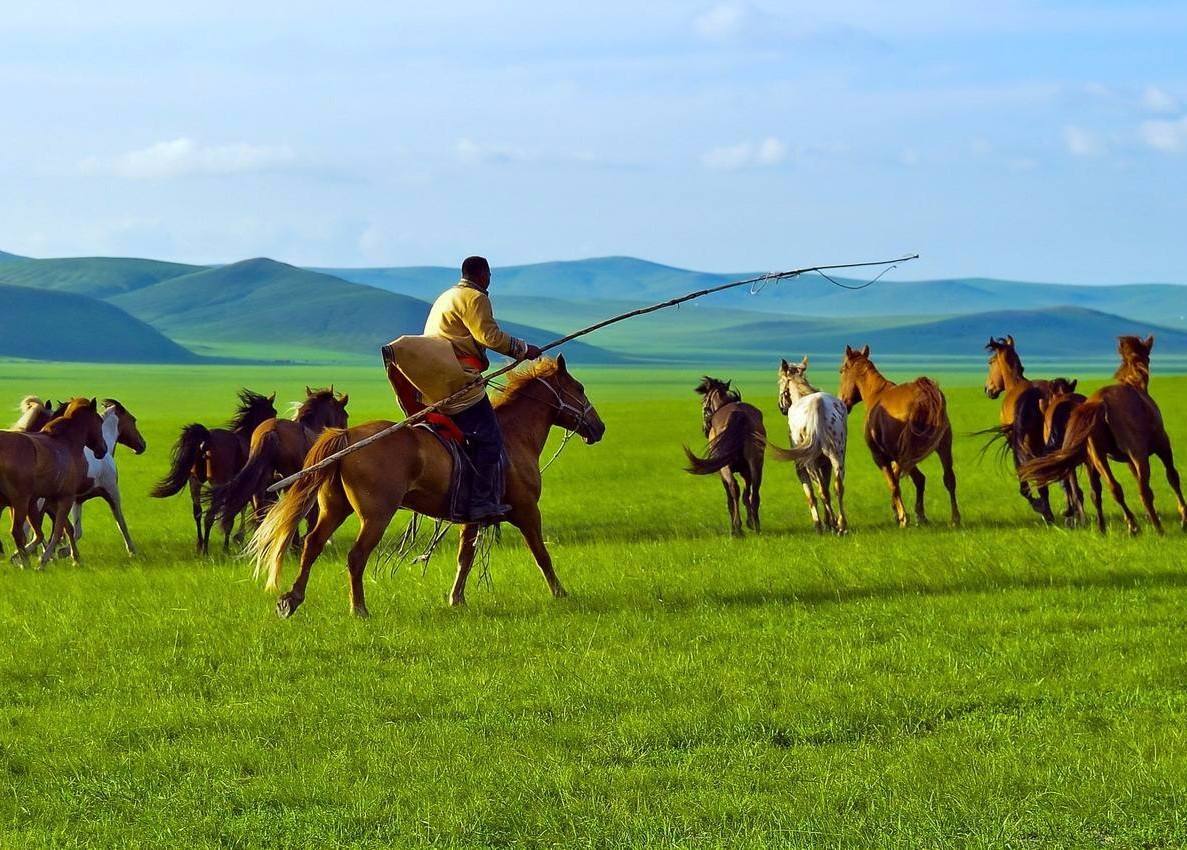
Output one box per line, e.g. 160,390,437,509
10,397,59,433
683,376,765,536
250,356,604,618
0,398,107,567
152,389,278,553
983,336,1084,525
1020,335,1186,534
209,387,349,539
838,345,960,527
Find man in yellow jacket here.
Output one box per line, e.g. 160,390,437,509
423,256,542,521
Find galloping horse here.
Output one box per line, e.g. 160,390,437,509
250,356,605,618
768,357,849,533
983,336,1084,525
152,389,277,554
69,400,147,555
1020,335,1186,534
209,387,349,540
0,398,107,567
683,376,765,536
11,397,59,433
839,345,960,527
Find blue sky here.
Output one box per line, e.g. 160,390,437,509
2,1,1186,282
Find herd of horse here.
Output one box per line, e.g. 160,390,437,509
0,337,1182,615
683,334,1185,539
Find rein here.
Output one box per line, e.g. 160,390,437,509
526,377,591,474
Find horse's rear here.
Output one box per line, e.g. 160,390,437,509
685,401,765,535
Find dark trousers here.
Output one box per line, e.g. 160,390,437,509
451,396,508,518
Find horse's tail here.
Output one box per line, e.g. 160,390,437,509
209,428,278,525
899,378,948,459
249,428,350,592
972,424,1013,465
684,411,760,475
1018,401,1104,487
766,425,821,465
150,423,208,498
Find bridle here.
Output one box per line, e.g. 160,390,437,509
531,377,594,473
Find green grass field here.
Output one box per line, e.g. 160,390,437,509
1,361,1186,848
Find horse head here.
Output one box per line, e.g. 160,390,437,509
103,399,147,455
55,397,107,459
1115,335,1153,390
983,336,1020,399
694,375,738,436
777,356,815,414
838,344,871,410
535,354,605,444
298,386,349,430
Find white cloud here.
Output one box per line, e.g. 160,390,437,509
1142,85,1180,115
701,137,787,170
454,138,600,167
80,137,296,179
1063,125,1105,157
1140,116,1187,153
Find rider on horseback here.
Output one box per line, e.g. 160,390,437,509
413,256,542,521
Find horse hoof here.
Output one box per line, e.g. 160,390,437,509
552,586,568,600
276,594,302,619
352,604,370,619
449,595,466,607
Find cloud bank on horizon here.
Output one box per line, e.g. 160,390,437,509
2,0,1186,283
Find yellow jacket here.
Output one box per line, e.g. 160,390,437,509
424,280,526,370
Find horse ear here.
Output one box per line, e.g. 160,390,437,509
1006,334,1015,347
800,355,809,369
556,353,567,371
89,397,98,409
329,384,334,394
268,392,276,402
844,345,853,357
1144,334,1155,351
860,344,870,357
1069,379,1078,391
780,358,790,372
338,394,349,407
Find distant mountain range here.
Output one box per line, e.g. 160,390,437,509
1,251,1185,364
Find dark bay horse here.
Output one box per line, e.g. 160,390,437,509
1020,335,1186,534
983,336,1084,525
0,398,107,567
152,389,278,553
250,356,605,617
839,345,960,527
683,376,765,536
209,387,349,539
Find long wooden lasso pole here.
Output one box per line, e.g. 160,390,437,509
267,253,918,493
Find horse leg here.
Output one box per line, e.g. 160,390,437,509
276,494,350,619
720,469,742,536
511,505,568,602
102,491,136,555
1087,465,1105,533
937,428,961,527
8,500,31,569
450,523,482,607
71,500,84,542
908,467,928,525
797,465,823,532
345,511,394,618
189,478,205,554
1060,473,1085,527
878,463,908,527
1128,454,1162,535
1151,439,1187,531
746,458,762,534
829,453,848,534
1091,448,1139,535
38,502,73,569
815,461,835,531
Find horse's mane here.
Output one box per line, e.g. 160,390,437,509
694,376,741,403
101,398,127,415
228,388,275,432
496,358,562,403
13,396,49,430
40,398,91,437
1114,336,1152,389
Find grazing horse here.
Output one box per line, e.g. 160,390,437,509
1020,335,1186,535
69,400,147,555
768,356,849,533
249,356,605,618
983,336,1084,525
209,387,349,539
0,398,107,567
839,345,960,527
683,376,765,536
152,389,277,554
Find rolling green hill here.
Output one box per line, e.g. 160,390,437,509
111,258,622,363
0,249,27,263
0,283,201,363
0,256,203,298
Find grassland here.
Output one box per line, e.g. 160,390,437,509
1,360,1186,848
